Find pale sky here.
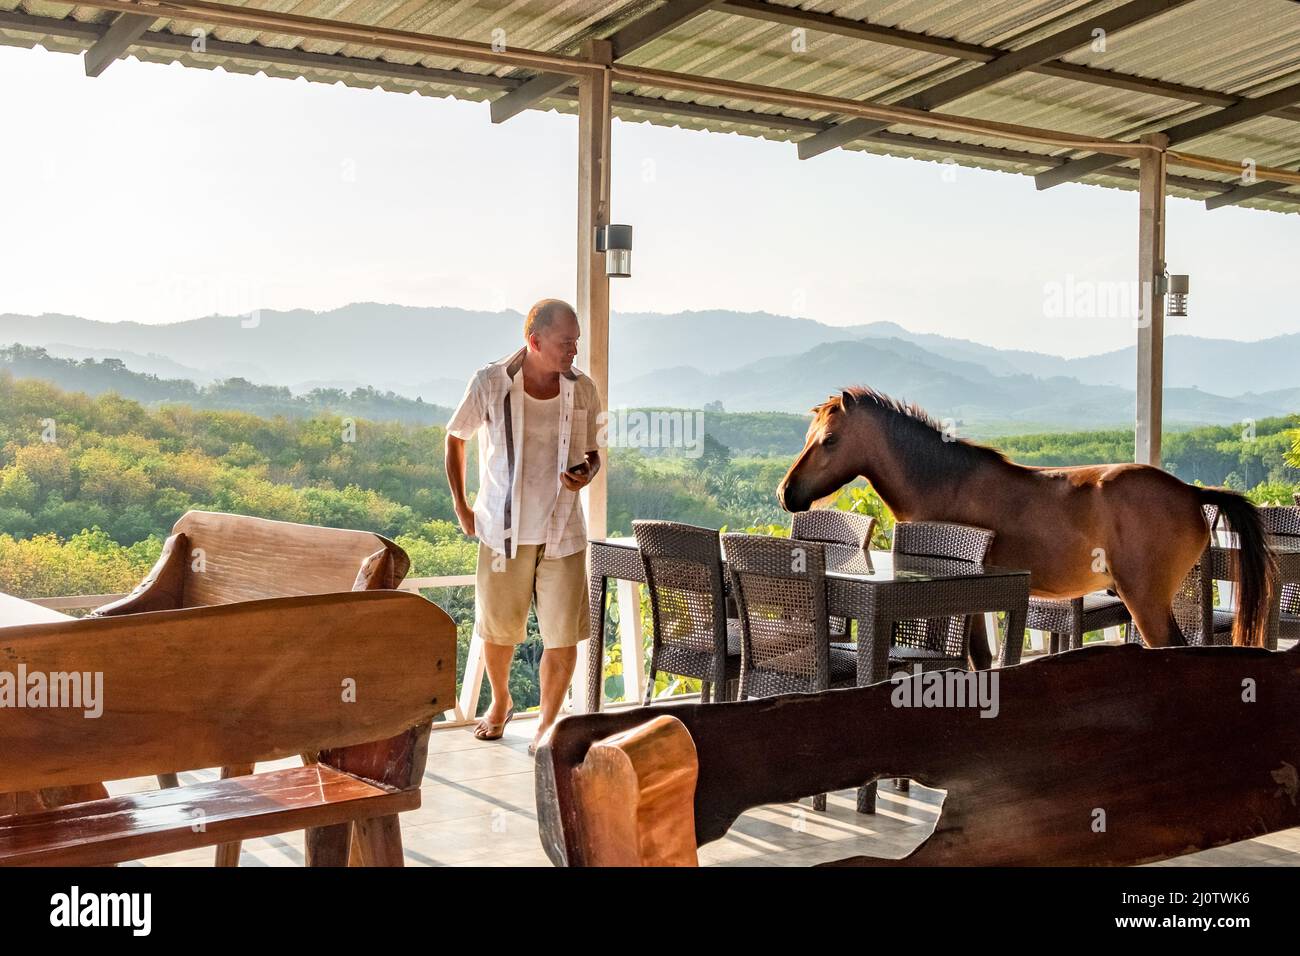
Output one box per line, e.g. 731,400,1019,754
1,42,1296,359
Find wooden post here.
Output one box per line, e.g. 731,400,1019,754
576,38,612,542
572,39,612,714
1135,132,1168,466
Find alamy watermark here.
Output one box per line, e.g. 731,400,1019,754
50,886,150,935
0,665,103,718
597,409,706,458
890,664,999,718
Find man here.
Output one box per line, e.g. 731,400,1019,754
444,298,602,753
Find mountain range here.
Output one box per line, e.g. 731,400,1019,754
2,304,1297,432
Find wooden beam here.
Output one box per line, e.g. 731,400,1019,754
1136,132,1169,467
568,38,614,718
796,0,1193,159
1037,78,1300,190
576,38,612,543
1205,175,1297,210
83,12,153,77
717,0,1300,124
490,0,716,124
7,7,1300,207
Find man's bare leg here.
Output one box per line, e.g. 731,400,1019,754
534,646,577,746
474,641,516,737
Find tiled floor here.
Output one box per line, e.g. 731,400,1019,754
115,717,1300,868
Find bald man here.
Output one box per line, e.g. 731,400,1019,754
445,298,603,752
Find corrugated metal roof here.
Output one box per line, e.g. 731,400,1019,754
2,0,1299,212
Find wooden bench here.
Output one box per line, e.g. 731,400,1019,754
0,589,454,867
537,641,1300,866
92,509,412,863
94,509,410,616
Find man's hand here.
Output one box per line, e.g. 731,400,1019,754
560,458,596,493
455,505,476,538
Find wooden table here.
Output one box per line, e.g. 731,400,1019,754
583,537,1031,713
1209,538,1300,650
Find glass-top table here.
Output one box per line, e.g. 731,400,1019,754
583,536,1031,715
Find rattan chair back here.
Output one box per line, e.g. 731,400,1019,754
633,521,732,697
890,521,994,661
722,534,832,697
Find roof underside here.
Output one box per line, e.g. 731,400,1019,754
3,0,1300,213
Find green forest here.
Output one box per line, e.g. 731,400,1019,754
3,369,1298,711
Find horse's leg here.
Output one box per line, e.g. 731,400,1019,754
1112,575,1186,648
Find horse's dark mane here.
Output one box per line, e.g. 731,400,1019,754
814,386,1008,486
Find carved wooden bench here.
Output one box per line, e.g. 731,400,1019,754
537,641,1300,866
92,509,412,863
0,590,454,867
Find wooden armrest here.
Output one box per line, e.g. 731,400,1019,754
546,715,700,867
92,532,188,616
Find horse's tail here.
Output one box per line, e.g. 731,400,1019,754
1198,486,1276,647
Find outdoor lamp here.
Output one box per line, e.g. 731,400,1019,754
596,224,633,278
1165,273,1190,317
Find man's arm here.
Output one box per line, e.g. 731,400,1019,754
445,433,475,537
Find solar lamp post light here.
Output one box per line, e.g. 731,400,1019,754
1162,272,1190,317
596,224,633,278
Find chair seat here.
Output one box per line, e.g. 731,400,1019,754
756,645,856,686
0,764,417,867
655,620,743,684
1028,592,1130,633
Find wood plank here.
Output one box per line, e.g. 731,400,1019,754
797,0,1192,159
83,11,153,77
715,1,1300,124
0,590,455,791
576,39,611,543
1135,131,1168,467
1037,80,1300,190
0,765,417,867
490,0,715,123
540,641,1300,866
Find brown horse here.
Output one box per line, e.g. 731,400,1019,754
778,387,1275,662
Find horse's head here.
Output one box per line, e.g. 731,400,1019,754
778,390,866,512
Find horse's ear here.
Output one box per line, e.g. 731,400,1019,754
840,390,856,410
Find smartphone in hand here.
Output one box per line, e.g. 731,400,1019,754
566,461,590,479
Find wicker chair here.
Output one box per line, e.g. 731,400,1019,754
885,521,995,671
633,521,741,705
1261,506,1300,644
1028,593,1132,653
790,509,877,639
1166,547,1234,646
722,533,855,811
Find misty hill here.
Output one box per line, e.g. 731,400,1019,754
0,345,452,425
618,338,1297,430
2,305,1297,430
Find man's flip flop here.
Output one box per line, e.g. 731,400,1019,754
473,705,515,741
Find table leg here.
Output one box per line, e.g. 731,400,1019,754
1001,595,1029,668
584,573,610,713
855,600,888,814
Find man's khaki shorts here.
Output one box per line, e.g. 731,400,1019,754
475,542,589,649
